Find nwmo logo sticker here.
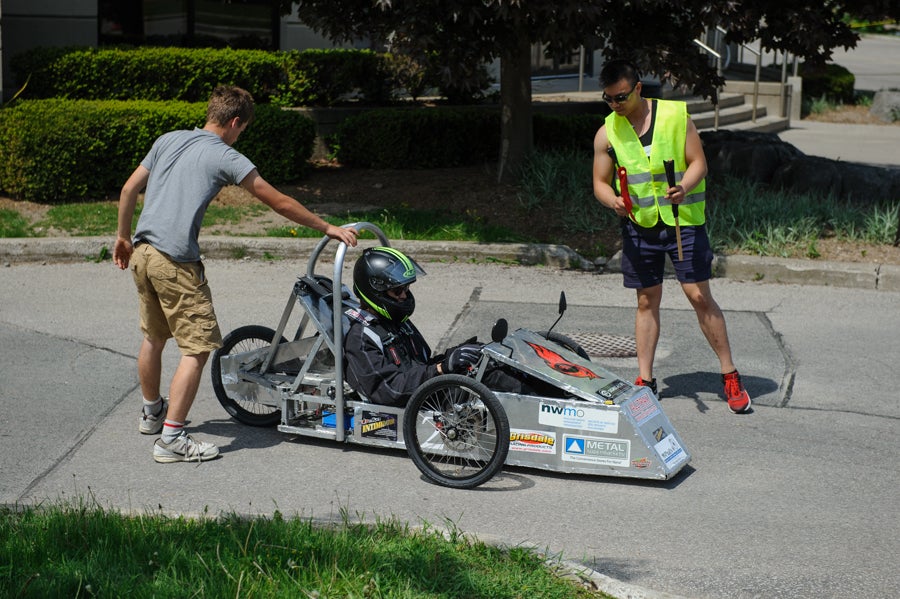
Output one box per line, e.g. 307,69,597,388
538,402,619,433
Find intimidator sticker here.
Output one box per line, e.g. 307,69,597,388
360,411,398,441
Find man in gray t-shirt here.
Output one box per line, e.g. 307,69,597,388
114,85,358,464
133,127,256,262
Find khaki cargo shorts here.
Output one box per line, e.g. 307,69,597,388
131,243,223,355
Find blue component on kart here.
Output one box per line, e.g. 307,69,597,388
322,410,354,430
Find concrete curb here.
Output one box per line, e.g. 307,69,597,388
558,559,690,599
2,236,898,291
714,253,900,291
446,527,689,599
0,236,589,270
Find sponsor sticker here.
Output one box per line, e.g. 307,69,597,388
597,379,631,401
625,392,659,424
654,434,686,467
538,402,619,433
562,434,630,467
509,429,557,454
360,411,398,441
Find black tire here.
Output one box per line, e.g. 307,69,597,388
402,374,510,489
211,325,286,427
537,330,591,361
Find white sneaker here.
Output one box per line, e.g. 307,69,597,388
153,433,220,463
139,398,168,435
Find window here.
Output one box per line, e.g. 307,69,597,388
99,0,278,49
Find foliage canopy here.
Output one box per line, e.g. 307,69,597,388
287,0,899,180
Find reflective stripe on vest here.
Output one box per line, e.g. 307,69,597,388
606,100,706,227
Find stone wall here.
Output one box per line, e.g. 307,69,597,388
701,130,900,205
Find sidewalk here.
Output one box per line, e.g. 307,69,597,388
775,119,900,169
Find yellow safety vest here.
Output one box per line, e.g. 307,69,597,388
605,100,706,227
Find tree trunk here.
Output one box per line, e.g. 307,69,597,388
496,34,533,184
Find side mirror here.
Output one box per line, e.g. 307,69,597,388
546,291,567,337
491,318,509,343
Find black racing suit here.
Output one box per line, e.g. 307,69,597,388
343,307,564,406
343,307,438,406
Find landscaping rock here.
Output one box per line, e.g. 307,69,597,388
701,130,900,205
870,90,900,123
702,130,803,185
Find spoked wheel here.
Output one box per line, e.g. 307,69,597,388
538,330,590,361
402,374,510,489
211,325,288,427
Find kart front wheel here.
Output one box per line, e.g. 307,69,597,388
211,325,286,427
403,374,510,489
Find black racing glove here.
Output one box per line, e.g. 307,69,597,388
441,343,483,374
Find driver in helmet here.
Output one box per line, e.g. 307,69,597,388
344,246,545,406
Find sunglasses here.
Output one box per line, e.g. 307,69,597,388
602,82,638,105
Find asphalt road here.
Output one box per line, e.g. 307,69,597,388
2,257,898,599
828,33,900,93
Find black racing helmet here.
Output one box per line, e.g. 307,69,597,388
353,246,425,322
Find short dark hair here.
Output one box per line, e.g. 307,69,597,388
206,85,255,126
599,59,642,89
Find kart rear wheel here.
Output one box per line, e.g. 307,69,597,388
403,374,510,489
538,330,590,360
211,325,286,427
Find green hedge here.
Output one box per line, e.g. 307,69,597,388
11,46,285,103
334,108,604,168
275,49,393,107
235,106,317,182
335,107,501,168
0,100,315,202
534,113,606,154
799,63,856,104
11,45,492,107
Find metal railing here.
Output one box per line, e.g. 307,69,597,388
691,37,722,130
694,26,795,127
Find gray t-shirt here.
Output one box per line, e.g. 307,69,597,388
133,128,256,262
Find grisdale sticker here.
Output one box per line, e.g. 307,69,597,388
509,429,557,454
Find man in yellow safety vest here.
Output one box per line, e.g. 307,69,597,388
591,58,751,414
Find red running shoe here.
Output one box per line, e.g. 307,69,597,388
634,376,658,397
723,371,752,413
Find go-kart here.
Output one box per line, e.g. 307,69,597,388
211,223,691,489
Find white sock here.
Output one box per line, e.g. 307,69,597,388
161,420,184,444
142,396,163,416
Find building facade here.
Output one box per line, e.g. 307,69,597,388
0,1,594,102
0,0,342,101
